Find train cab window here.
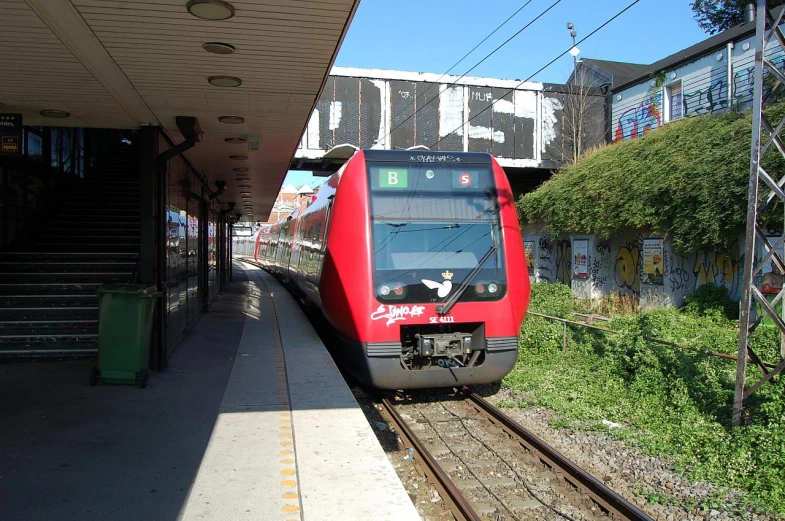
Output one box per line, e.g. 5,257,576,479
367,160,506,304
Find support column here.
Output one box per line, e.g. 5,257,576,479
139,125,168,370
139,126,158,286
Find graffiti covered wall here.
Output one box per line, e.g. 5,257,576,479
612,33,785,143
298,67,606,168
523,228,745,307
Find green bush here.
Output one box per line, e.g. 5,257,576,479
518,101,785,253
508,283,785,514
527,281,575,317
683,283,739,320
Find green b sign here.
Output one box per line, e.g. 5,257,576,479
378,168,408,188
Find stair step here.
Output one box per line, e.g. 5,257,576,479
0,335,98,356
47,219,139,231
57,209,140,215
69,190,141,196
0,294,98,307
0,283,102,294
0,261,136,272
0,306,98,320
25,244,139,253
62,197,139,203
39,236,140,243
0,252,138,261
0,272,132,283
0,320,98,335
54,216,140,224
62,202,139,208
43,229,140,237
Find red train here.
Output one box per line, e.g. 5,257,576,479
236,149,530,389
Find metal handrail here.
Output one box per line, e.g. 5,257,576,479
527,311,777,369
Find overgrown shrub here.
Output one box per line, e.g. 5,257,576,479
683,283,739,320
518,101,785,253
527,281,575,317
508,282,785,513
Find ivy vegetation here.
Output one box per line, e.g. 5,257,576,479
518,102,785,253
505,282,785,515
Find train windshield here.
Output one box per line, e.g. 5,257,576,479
368,161,506,304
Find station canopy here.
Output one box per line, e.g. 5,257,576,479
0,0,359,221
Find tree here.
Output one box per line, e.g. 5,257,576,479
562,64,607,163
691,0,784,35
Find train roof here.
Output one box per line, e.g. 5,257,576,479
362,149,493,164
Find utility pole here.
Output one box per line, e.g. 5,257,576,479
566,22,582,162
734,0,785,426
567,22,579,78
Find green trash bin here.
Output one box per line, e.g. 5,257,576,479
89,283,160,389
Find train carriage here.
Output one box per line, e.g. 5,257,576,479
248,149,529,389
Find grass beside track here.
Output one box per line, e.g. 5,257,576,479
501,282,785,517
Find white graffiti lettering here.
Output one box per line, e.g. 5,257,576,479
408,154,462,163
371,304,425,327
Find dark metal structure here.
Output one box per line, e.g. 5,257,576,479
734,0,785,426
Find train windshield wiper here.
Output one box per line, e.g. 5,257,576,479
436,234,498,316
437,193,500,315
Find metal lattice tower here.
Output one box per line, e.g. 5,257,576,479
734,0,785,426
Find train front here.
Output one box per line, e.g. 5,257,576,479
323,150,530,389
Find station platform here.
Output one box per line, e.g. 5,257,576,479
0,262,420,521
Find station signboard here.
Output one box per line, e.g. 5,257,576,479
0,113,22,156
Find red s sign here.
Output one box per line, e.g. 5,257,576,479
459,173,472,186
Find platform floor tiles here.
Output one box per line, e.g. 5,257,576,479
0,264,420,521
180,262,420,521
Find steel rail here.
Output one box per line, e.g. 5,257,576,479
467,393,653,521
379,398,482,521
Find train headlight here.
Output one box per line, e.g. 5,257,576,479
488,283,498,294
379,283,406,299
475,283,485,294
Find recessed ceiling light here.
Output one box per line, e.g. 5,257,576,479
186,0,235,21
219,116,244,124
233,167,249,172
240,192,251,195
202,42,235,54
230,155,248,160
208,75,242,87
225,137,247,144
40,109,70,118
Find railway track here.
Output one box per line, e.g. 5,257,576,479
379,391,653,521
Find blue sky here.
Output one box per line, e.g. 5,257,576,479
284,0,710,188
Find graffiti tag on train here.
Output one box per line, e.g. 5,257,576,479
371,304,426,327
409,154,462,163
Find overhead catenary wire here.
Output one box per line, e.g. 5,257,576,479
428,0,644,150
367,0,564,150
360,0,538,151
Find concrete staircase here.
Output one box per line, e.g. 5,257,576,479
0,146,140,356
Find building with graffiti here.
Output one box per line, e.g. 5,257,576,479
601,7,784,143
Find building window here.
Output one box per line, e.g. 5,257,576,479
666,82,683,122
